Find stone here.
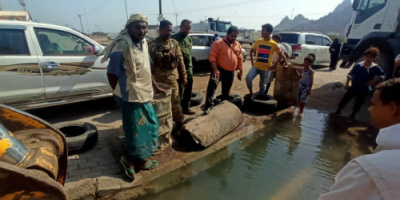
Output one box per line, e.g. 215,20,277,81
65,179,96,200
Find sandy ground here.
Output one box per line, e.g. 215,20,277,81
189,55,371,123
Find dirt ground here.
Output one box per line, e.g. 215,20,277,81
188,54,371,123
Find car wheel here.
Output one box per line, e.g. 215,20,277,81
243,94,278,114
214,94,242,109
53,121,98,155
308,54,316,64
190,92,203,107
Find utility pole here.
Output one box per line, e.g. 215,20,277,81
174,13,178,26
19,0,26,11
0,0,3,11
125,0,129,21
78,15,84,34
157,0,163,22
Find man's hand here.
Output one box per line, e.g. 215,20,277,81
345,85,350,90
307,89,311,95
213,70,220,80
237,70,242,81
181,78,188,86
155,87,167,95
270,65,277,71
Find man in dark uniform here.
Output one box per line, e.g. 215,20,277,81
172,19,195,115
149,20,187,135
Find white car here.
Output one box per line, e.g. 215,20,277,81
278,32,332,65
189,33,248,65
0,20,112,110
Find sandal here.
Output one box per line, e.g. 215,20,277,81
142,160,159,170
120,158,135,179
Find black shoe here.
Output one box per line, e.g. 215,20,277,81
213,98,222,105
183,108,196,115
334,109,341,115
204,107,211,115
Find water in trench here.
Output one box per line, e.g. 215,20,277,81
138,109,376,200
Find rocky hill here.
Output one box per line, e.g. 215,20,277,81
274,0,352,36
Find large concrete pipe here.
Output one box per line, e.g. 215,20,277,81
185,101,243,148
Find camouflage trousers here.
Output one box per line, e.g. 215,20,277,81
153,70,184,123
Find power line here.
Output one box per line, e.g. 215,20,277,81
164,0,267,15
80,0,109,16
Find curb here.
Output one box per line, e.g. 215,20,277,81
66,107,296,200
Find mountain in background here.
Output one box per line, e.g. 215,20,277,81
274,0,353,36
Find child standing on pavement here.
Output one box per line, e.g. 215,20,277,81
334,47,385,119
296,55,314,116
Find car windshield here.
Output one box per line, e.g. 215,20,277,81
216,22,231,32
279,34,300,44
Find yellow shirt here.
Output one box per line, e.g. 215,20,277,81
252,38,281,71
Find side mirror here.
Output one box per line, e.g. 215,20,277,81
94,45,103,55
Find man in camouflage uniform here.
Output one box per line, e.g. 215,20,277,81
149,20,187,135
172,19,195,115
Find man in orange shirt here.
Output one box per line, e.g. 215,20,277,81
204,26,243,115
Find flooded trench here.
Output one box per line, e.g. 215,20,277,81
137,109,377,200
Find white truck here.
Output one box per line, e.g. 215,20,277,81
339,0,400,78
174,18,232,37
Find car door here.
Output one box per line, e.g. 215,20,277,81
322,37,333,62
0,25,45,107
191,35,211,62
305,34,320,63
33,27,110,101
314,36,327,63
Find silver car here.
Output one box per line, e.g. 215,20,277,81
0,20,111,110
189,33,248,65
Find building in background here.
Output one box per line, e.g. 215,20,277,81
0,11,32,21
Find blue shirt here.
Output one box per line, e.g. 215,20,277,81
348,62,385,92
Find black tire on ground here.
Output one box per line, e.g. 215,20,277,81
53,121,98,155
190,92,203,107
214,94,242,109
228,94,243,108
244,95,278,114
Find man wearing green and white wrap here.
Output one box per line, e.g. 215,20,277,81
102,14,164,180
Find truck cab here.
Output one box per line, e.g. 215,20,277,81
340,0,400,78
207,19,231,37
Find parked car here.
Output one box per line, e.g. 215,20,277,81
278,32,332,65
189,33,248,65
0,20,112,110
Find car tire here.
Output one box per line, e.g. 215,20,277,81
214,94,243,109
244,95,278,114
53,121,98,154
228,94,243,108
308,54,316,64
190,92,203,107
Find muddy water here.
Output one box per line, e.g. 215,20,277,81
138,109,376,200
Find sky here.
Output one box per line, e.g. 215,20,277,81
1,0,346,33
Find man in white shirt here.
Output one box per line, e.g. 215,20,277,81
319,78,400,200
